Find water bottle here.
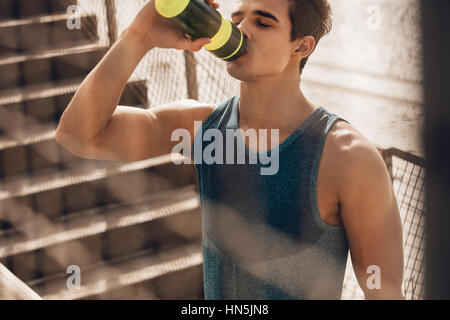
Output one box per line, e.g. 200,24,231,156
155,0,247,61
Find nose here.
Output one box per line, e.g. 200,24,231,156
242,32,249,45
234,18,251,41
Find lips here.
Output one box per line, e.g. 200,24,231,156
239,48,249,59
227,47,249,62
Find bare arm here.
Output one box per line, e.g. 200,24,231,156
55,0,218,162
338,138,404,300
57,99,215,162
55,27,151,151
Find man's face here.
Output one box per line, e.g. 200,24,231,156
226,0,297,81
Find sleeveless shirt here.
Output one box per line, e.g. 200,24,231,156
192,96,350,300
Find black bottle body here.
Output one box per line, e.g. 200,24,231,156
155,0,247,61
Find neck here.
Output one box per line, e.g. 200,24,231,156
238,71,315,132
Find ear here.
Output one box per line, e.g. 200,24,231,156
293,36,316,59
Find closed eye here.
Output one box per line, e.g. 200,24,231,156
231,20,271,28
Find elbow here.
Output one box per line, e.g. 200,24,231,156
54,127,91,159
55,114,100,153
54,128,77,156
55,112,75,146
55,120,78,148
55,126,68,147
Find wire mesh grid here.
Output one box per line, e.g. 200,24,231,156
341,149,426,300
193,48,240,104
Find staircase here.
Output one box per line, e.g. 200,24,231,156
0,0,203,300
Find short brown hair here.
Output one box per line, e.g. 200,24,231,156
287,0,332,74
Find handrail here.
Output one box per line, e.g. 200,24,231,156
383,147,426,167
0,263,42,300
376,145,425,166
376,145,425,182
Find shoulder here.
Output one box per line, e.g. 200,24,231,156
181,99,225,120
163,99,216,111
325,120,390,197
327,120,383,163
155,99,217,123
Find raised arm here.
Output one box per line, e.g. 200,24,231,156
55,0,219,162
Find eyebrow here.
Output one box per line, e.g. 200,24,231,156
231,10,280,23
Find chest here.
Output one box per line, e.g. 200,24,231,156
241,125,342,227
206,121,344,227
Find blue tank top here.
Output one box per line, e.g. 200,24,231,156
192,96,350,300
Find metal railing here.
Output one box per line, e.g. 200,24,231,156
0,263,42,300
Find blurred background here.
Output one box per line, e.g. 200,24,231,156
0,0,425,299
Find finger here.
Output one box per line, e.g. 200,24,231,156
177,37,211,51
206,0,219,9
191,38,211,51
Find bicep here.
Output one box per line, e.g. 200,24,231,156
83,101,215,162
339,143,404,298
83,105,165,162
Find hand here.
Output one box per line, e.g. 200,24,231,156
126,0,220,52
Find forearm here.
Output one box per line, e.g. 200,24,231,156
56,27,153,143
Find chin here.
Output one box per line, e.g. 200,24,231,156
226,67,265,83
226,63,252,81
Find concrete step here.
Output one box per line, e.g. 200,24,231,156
0,0,77,21
0,14,98,56
0,78,147,133
0,41,108,91
0,185,200,257
0,123,66,180
29,242,204,300
0,0,202,301
0,122,143,182
0,185,201,283
0,82,148,180
0,123,104,182
0,77,82,106
0,153,195,221
84,264,204,300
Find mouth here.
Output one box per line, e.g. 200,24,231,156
226,40,249,61
241,45,250,57
232,48,249,61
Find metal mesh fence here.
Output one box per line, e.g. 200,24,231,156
341,148,426,300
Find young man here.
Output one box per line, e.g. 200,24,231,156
56,0,404,299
